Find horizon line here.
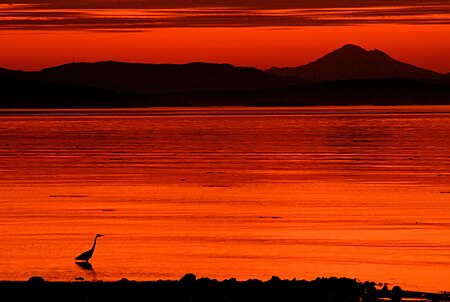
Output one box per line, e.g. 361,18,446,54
2,44,447,75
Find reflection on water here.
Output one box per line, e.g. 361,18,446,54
76,262,94,271
75,262,96,282
0,106,449,292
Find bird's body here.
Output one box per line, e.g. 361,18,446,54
75,234,104,262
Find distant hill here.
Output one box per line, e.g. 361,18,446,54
35,61,304,94
267,44,444,81
0,67,28,79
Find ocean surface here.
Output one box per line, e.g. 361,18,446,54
0,106,449,292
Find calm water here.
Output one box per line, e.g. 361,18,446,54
0,106,449,292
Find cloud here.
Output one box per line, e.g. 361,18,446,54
1,2,449,31
4,0,450,9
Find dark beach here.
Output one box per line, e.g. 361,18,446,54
1,275,448,302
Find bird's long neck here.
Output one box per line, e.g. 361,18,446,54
90,237,98,252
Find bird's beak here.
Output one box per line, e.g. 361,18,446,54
99,234,104,237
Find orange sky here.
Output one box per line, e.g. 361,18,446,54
1,2,450,72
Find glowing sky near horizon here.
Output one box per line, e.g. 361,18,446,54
1,1,450,72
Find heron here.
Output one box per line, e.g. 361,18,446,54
75,234,104,262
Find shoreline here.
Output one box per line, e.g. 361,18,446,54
1,275,448,302
1,104,450,114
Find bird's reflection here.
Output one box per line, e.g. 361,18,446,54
76,261,94,271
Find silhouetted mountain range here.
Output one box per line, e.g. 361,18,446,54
267,44,443,81
1,45,449,108
37,61,304,94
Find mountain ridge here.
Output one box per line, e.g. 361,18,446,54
1,44,450,108
34,61,304,95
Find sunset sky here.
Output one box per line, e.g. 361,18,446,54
1,1,450,72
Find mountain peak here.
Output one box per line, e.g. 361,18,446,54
325,44,392,60
267,44,442,81
336,44,366,52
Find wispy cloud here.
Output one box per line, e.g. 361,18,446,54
4,0,450,9
1,2,449,31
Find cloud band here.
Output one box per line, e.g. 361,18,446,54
1,2,449,31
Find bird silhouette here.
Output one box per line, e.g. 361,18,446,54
75,234,104,262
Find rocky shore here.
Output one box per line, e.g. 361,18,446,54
0,275,448,302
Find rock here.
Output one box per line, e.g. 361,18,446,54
180,273,196,284
28,276,45,284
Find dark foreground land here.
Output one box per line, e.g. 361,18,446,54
1,275,449,302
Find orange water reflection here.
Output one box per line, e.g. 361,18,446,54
0,106,449,292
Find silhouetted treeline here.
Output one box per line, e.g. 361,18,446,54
0,275,448,302
247,78,450,106
1,75,450,108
